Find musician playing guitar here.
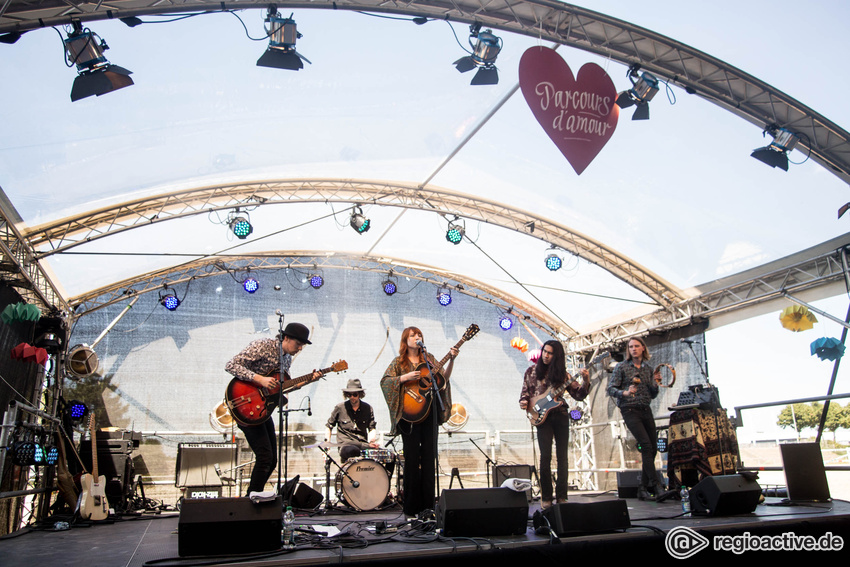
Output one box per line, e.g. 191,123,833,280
518,340,589,509
224,322,323,495
380,326,460,518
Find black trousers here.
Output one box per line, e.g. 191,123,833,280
399,410,436,517
536,408,571,501
239,419,278,494
620,406,659,489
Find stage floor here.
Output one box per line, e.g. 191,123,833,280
2,492,850,566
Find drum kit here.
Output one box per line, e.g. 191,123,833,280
317,442,403,512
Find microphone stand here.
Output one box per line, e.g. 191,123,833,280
276,312,288,503
469,437,496,487
684,340,731,475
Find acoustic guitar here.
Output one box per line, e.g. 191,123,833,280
401,324,479,424
79,415,109,521
526,353,608,427
225,360,348,426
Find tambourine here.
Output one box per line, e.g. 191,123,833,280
653,363,676,388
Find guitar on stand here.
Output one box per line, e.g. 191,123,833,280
401,324,479,423
225,360,348,426
79,415,109,521
526,353,608,427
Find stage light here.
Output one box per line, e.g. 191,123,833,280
751,126,800,171
64,21,134,102
44,444,60,466
499,315,513,331
227,210,253,239
453,24,502,85
446,222,465,245
545,248,563,271
437,286,452,306
243,277,259,293
569,408,583,421
11,441,42,466
65,400,88,424
616,65,659,120
349,205,371,234
382,274,398,296
309,274,324,289
657,437,668,453
257,8,311,70
159,286,180,311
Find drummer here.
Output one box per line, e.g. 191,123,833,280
325,378,379,461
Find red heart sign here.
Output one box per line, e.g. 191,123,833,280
519,46,619,175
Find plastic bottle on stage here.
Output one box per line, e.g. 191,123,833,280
283,506,295,548
680,486,690,515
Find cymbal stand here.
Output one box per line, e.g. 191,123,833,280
469,437,495,487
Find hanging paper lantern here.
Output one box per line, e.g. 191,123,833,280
527,348,541,363
1,303,42,324
511,336,529,353
779,305,818,332
810,337,846,361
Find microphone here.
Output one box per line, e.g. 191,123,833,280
307,397,312,417
275,309,284,316
680,339,702,345
416,339,426,349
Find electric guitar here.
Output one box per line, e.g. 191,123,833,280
401,324,479,424
526,353,608,427
79,415,109,521
225,360,348,426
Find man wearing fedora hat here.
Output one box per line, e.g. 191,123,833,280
225,322,322,495
326,378,378,461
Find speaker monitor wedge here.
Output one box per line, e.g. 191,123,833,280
542,500,631,536
178,496,282,556
689,474,761,517
436,487,528,537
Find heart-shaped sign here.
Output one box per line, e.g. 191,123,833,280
519,46,619,175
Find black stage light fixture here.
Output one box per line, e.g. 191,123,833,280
544,247,563,271
257,8,311,70
499,314,513,331
309,274,324,289
64,21,134,101
159,286,180,311
382,272,398,295
226,209,253,239
616,65,659,120
0,31,26,44
751,125,800,171
446,220,465,245
64,400,89,424
453,23,502,85
437,286,453,306
349,205,371,234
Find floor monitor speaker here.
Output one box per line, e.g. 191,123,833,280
178,496,282,556
436,487,528,537
542,500,631,536
689,474,761,516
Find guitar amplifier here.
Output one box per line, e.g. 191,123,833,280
175,443,239,488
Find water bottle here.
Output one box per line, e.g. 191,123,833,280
283,506,295,548
680,486,690,515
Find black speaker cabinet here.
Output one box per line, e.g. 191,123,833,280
178,496,282,557
542,500,631,536
689,474,761,517
291,482,323,509
436,488,528,537
616,471,640,498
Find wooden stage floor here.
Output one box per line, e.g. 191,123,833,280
2,492,849,566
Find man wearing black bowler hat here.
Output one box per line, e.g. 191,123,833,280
225,322,323,495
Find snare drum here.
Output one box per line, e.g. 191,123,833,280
362,448,394,464
334,457,390,511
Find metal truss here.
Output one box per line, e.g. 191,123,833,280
68,251,568,337
2,1,848,186
568,404,597,491
27,179,683,308
0,198,68,312
567,244,850,355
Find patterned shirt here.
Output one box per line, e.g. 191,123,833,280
380,354,452,435
225,338,292,383
607,358,659,409
519,365,589,415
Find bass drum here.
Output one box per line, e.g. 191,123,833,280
335,458,390,511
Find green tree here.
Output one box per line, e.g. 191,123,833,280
777,402,821,435
823,402,850,443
